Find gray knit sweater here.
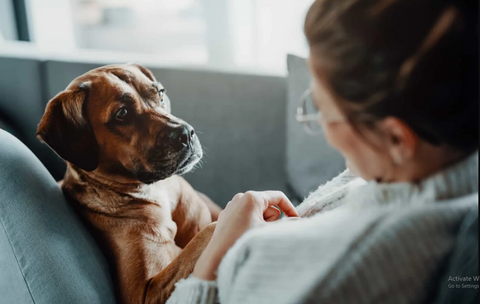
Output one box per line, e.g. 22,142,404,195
167,152,478,304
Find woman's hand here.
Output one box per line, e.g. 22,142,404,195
193,191,298,280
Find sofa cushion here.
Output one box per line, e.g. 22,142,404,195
0,129,115,304
286,54,345,199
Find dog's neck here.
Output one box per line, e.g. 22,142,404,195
63,163,178,215
71,165,142,193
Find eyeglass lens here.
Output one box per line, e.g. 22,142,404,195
303,93,323,133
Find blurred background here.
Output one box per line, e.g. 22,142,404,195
0,0,314,73
0,0,345,207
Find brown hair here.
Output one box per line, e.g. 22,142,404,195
305,0,478,152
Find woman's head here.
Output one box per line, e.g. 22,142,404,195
304,0,478,182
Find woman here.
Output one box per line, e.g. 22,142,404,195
168,0,478,303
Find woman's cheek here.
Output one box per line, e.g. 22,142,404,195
323,122,357,155
322,123,378,180
324,123,358,166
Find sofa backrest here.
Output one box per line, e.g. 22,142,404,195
0,56,288,207
286,55,345,199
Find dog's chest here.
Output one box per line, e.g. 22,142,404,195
128,184,180,240
130,184,175,212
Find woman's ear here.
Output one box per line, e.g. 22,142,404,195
379,117,418,165
36,86,99,172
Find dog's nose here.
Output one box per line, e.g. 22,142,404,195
169,125,195,150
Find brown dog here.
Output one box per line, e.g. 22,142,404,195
37,63,221,304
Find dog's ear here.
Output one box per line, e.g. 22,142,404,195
37,86,99,171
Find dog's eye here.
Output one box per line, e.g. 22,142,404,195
115,107,129,122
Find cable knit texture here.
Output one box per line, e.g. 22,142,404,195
167,152,478,304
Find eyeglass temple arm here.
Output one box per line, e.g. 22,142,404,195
295,113,320,122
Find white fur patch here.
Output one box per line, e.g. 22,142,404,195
129,183,175,212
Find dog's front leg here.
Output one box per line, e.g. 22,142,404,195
196,191,222,221
144,222,216,304
171,176,216,248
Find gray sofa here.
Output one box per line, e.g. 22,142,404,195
1,48,477,304
0,48,345,304
0,130,477,304
0,129,115,304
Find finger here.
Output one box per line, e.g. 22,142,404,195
217,209,226,221
225,192,244,208
259,191,298,217
264,206,281,222
232,192,244,201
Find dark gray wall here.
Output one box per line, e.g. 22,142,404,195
0,57,66,178
2,58,287,206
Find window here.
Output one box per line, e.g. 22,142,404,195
3,0,315,74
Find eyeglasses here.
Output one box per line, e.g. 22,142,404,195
295,88,346,136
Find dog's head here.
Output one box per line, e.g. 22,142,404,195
37,63,202,184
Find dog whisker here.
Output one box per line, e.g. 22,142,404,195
200,145,209,160
190,160,204,172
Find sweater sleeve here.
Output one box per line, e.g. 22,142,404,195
299,204,467,304
215,200,474,304
166,276,218,304
296,169,362,217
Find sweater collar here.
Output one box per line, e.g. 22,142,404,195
345,151,478,207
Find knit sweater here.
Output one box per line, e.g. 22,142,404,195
167,152,478,304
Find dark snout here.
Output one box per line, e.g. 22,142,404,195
167,124,196,152
143,120,202,181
